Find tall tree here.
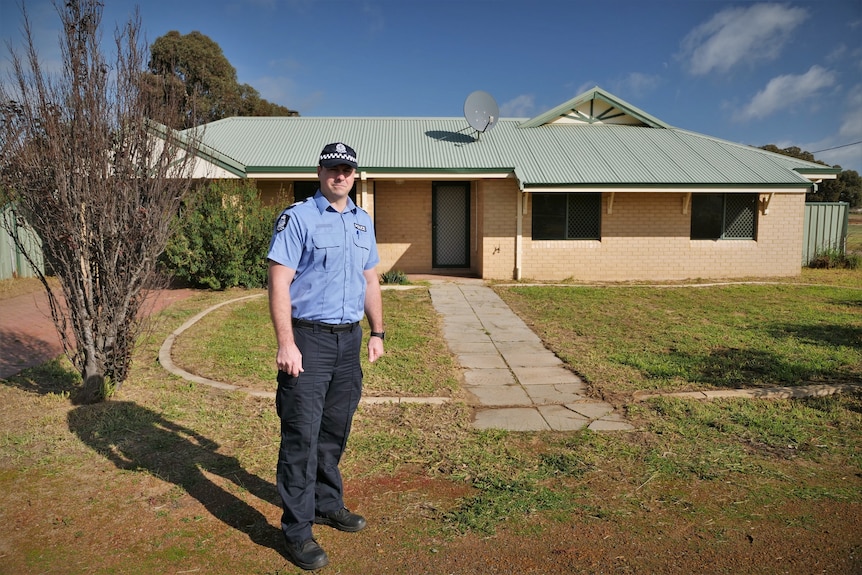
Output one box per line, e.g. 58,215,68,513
0,0,200,402
148,30,298,128
760,144,861,207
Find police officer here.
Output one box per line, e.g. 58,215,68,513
267,142,384,571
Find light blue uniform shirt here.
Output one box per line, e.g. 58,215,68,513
267,191,380,324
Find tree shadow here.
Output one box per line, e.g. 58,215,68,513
657,337,861,390
768,322,862,349
0,355,79,395
68,401,286,557
671,346,791,389
0,330,63,381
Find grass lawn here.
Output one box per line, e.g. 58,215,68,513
847,212,862,254
1,269,860,574
496,276,862,397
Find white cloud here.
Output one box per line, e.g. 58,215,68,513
737,65,837,121
824,86,862,170
619,72,660,97
680,3,808,75
254,75,325,113
800,84,862,172
838,84,862,139
500,94,535,118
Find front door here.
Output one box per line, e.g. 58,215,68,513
432,182,470,268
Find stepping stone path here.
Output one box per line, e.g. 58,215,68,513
428,281,634,432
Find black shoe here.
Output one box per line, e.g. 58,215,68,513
314,507,367,532
284,537,329,571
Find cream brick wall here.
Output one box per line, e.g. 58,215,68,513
374,181,434,273
517,191,805,282
478,179,519,279
253,177,806,282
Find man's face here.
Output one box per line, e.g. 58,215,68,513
318,164,355,201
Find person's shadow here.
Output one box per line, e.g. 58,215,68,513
68,401,286,556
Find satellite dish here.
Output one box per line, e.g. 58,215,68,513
464,90,499,136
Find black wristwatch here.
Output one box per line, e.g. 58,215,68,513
370,331,385,340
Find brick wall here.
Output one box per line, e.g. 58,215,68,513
253,177,806,282
374,180,434,273
517,191,805,281
479,179,518,279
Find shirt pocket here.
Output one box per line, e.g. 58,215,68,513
312,233,343,272
353,231,371,268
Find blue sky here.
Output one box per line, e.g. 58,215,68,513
2,0,861,173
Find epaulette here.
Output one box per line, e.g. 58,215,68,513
275,198,311,232
286,198,309,210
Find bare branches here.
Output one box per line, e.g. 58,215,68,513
1,0,199,402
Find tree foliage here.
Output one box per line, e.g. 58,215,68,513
760,144,861,207
0,1,200,402
148,30,298,128
162,180,281,290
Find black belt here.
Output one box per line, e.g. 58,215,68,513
292,318,359,333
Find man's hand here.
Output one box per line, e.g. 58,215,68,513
367,337,384,363
276,342,304,377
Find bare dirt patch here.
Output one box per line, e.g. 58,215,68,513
2,376,860,574
2,281,861,574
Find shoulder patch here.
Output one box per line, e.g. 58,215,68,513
276,213,290,232
275,198,311,232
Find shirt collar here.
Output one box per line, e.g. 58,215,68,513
313,190,357,214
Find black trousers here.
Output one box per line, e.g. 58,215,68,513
275,324,363,543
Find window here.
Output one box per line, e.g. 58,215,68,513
690,193,758,240
532,193,601,240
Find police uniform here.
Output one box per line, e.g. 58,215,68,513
267,144,380,551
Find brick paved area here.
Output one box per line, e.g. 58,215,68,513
0,287,193,379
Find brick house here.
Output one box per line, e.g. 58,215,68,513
183,87,837,282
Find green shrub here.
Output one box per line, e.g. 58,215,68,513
162,181,282,289
808,248,860,270
380,269,409,285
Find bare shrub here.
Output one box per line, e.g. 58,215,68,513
0,1,200,402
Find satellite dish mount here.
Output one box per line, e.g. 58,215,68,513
464,90,499,140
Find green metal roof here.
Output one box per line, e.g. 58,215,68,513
186,87,837,189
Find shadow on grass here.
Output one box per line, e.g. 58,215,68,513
67,401,287,557
632,343,861,390
768,322,862,349
0,331,63,382
0,357,80,395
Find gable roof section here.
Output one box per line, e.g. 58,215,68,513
186,87,837,189
519,86,670,128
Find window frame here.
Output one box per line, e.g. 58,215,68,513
690,193,758,241
531,192,602,240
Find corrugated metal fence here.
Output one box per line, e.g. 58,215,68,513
1,203,44,280
802,202,849,266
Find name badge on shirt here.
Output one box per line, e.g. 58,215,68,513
354,223,367,233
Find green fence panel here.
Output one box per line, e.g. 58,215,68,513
1,204,45,280
803,202,848,265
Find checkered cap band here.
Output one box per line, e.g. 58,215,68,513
319,152,357,163
319,142,357,167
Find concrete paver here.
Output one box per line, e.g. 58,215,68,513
524,383,588,405
428,281,635,432
536,405,590,431
473,407,551,431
